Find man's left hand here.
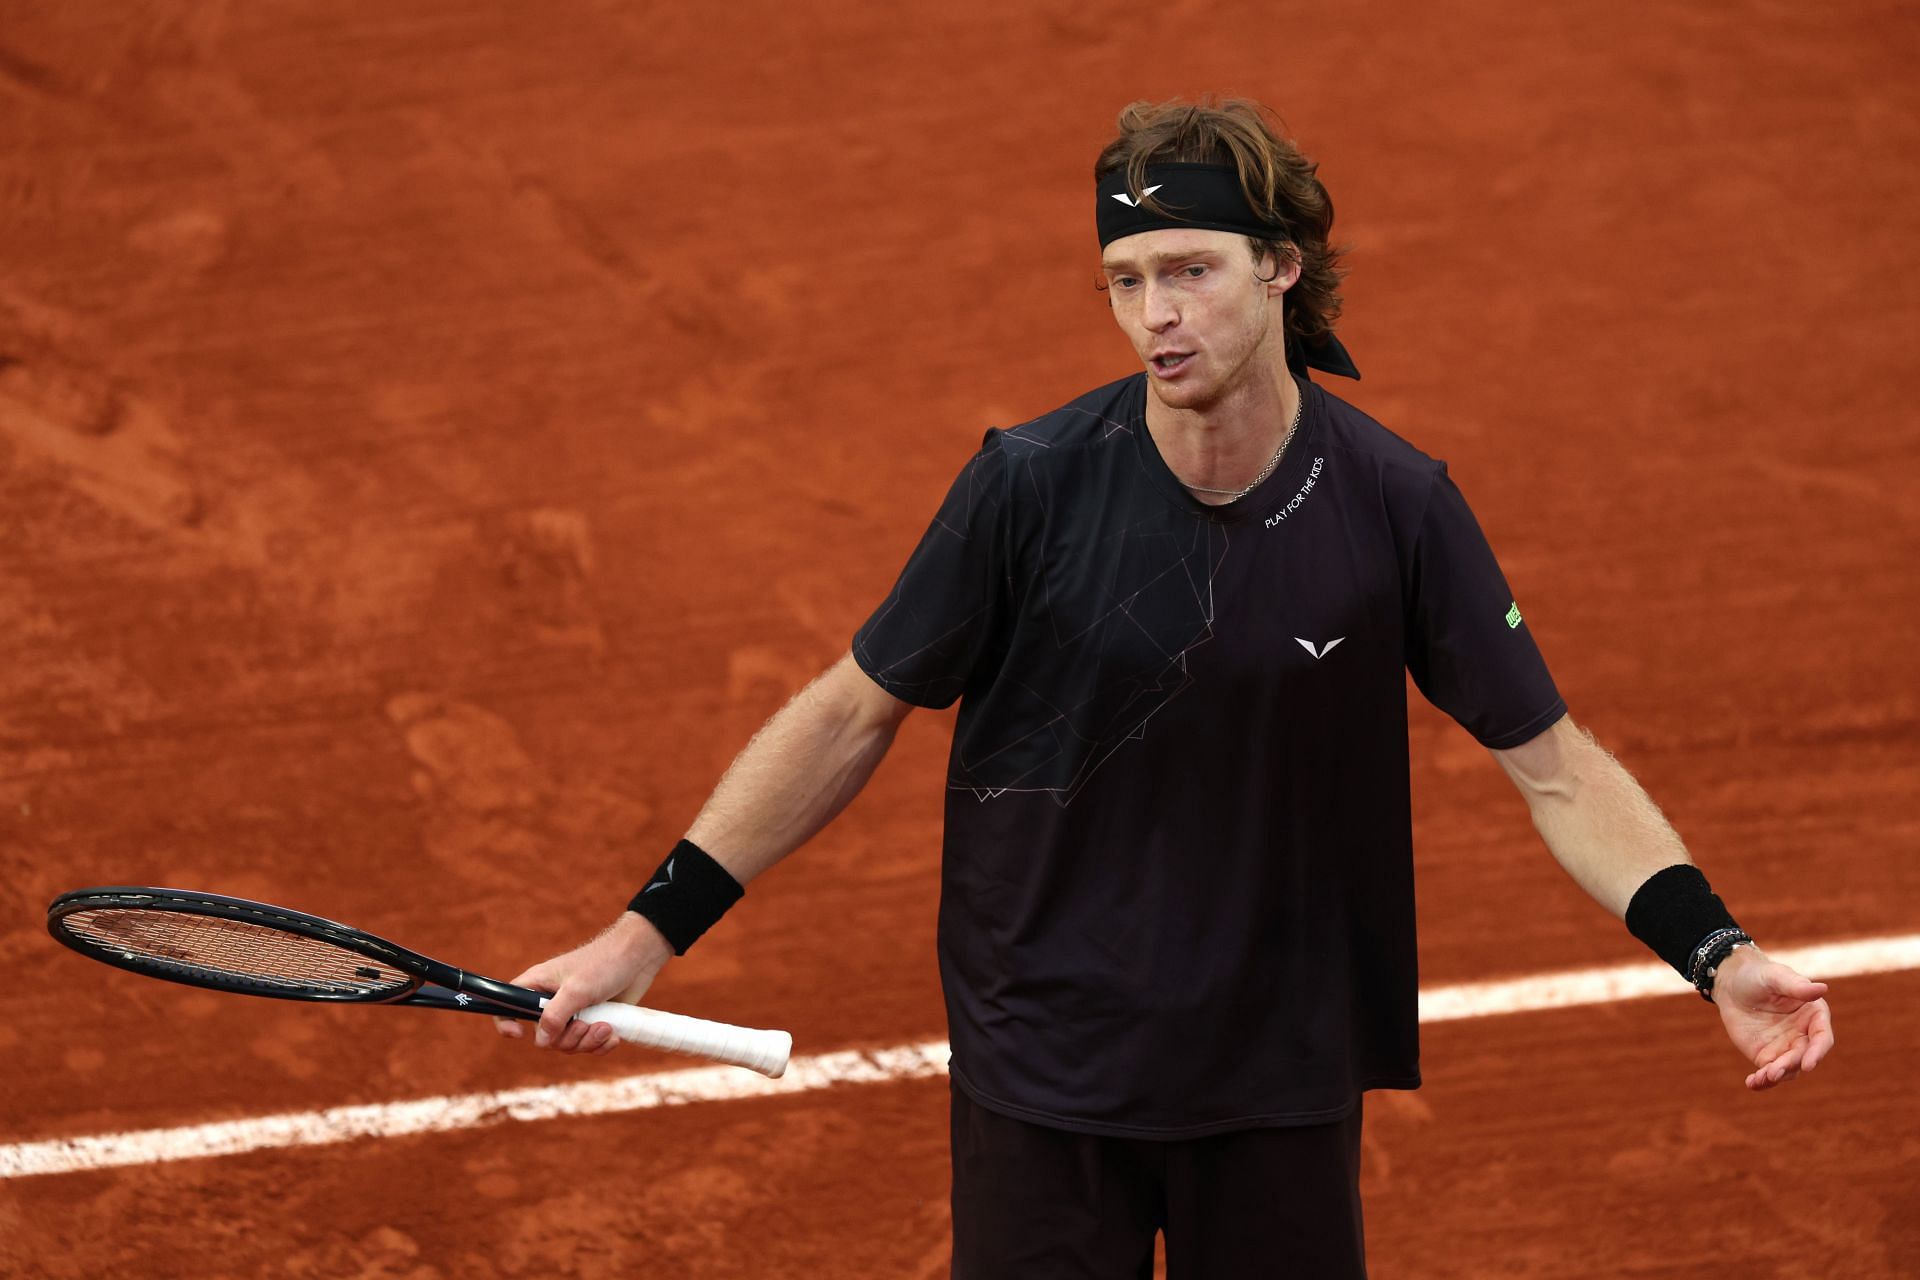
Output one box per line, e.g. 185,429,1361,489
1711,946,1835,1091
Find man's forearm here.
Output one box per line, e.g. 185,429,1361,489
682,653,911,885
1498,719,1692,918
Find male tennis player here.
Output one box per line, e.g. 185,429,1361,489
498,98,1836,1277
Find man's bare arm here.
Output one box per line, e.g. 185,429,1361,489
496,649,915,1051
1492,713,1834,1089
687,650,918,885
1490,713,1687,918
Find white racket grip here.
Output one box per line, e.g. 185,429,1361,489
574,1002,791,1078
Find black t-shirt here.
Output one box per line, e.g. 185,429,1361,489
853,372,1566,1138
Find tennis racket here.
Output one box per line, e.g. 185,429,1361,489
46,886,791,1078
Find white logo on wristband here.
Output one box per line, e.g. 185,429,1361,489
644,858,675,893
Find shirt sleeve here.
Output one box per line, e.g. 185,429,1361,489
1404,462,1566,748
851,430,1012,709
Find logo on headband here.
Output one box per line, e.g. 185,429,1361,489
1109,185,1163,208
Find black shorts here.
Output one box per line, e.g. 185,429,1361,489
949,1084,1367,1280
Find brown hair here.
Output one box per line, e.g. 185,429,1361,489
1094,96,1349,348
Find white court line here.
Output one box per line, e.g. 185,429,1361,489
4,933,1913,1180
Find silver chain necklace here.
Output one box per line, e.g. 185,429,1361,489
1182,392,1304,501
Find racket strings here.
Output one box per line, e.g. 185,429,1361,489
58,907,413,997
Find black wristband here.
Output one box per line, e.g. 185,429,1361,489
627,838,744,955
1624,863,1743,985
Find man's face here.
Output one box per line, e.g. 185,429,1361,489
1100,228,1291,412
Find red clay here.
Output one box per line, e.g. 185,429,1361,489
2,1,1916,1275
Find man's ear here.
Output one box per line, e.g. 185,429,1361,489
1260,245,1304,295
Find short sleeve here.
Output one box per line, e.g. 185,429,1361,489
852,430,1012,709
1404,463,1566,748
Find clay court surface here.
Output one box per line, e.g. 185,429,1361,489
2,1,1916,1275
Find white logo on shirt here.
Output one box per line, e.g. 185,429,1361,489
1265,457,1324,529
1295,637,1345,660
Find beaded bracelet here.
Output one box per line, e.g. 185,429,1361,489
1689,929,1755,1003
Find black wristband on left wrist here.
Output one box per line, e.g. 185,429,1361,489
1625,863,1745,992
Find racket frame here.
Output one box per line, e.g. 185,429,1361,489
47,886,545,1020
48,885,793,1077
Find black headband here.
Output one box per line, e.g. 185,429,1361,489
1096,162,1361,380
1096,162,1285,247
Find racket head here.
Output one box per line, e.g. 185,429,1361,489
47,886,433,1006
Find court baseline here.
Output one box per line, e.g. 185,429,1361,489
6,932,1908,1181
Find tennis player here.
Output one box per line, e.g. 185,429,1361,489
497,97,1836,1277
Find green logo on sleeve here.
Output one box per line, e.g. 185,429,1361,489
1505,601,1523,629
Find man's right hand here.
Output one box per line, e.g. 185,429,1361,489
492,912,675,1055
